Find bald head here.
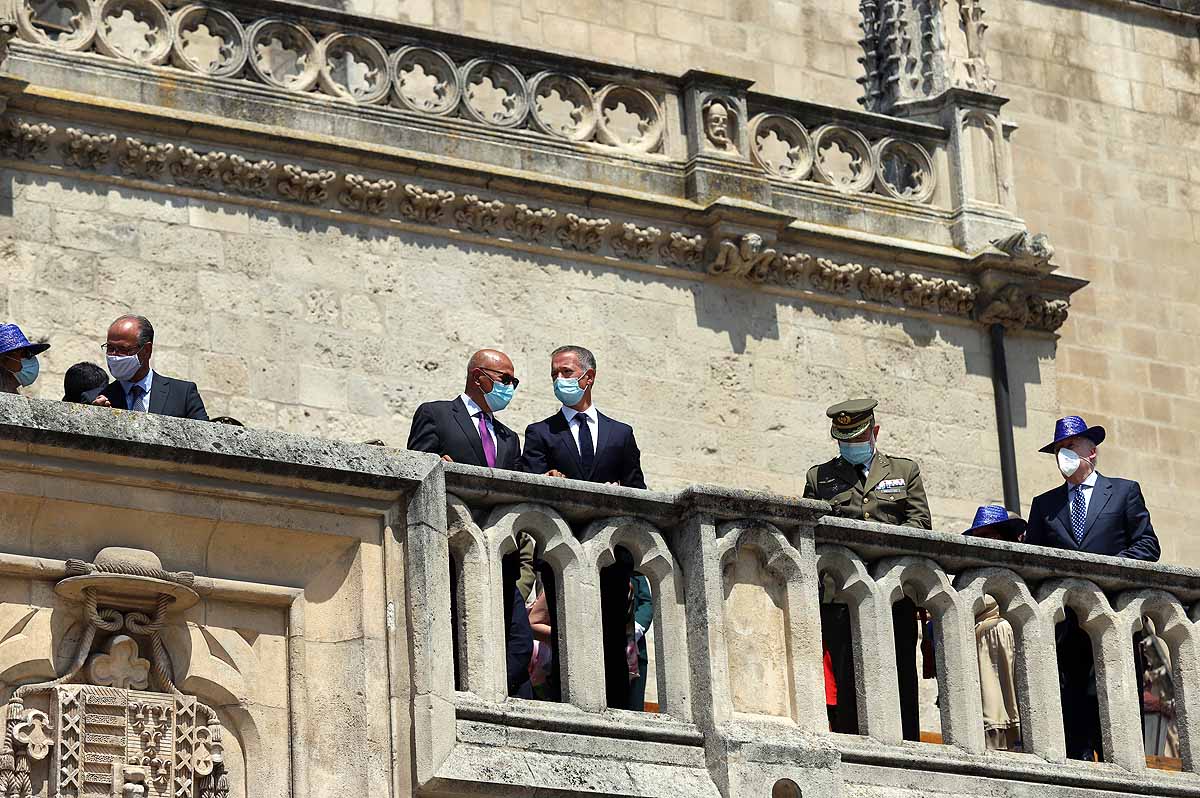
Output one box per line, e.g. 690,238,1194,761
464,349,517,413
466,349,512,381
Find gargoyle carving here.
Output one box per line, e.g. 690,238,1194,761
708,234,777,282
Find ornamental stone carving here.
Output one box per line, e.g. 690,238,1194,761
339,173,396,214
399,183,455,223
875,138,935,203
702,98,737,153
455,194,507,234
94,0,171,65
318,32,390,104
506,204,557,242
810,257,863,293
660,231,706,268
461,59,528,128
277,163,336,205
247,18,319,92
118,137,173,179
170,146,226,186
993,231,1055,271
17,0,96,50
1028,296,1069,332
0,118,55,159
977,282,1030,328
391,46,460,116
595,85,663,153
62,128,117,169
775,252,813,285
749,113,813,182
708,234,778,282
612,222,662,261
529,72,596,142
557,213,610,252
812,126,874,194
221,154,276,195
170,4,246,77
0,547,228,798
860,266,907,303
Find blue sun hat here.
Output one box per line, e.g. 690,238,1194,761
964,505,1026,541
0,324,50,358
1039,415,1105,454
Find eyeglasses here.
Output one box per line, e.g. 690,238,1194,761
478,367,519,389
100,343,144,356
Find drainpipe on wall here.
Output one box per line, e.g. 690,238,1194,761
989,323,1021,513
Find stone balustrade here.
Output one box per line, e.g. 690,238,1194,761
1,393,1195,796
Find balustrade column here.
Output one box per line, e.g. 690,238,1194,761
1091,618,1146,770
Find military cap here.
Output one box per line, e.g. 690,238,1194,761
826,398,878,440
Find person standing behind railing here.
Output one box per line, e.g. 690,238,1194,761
963,505,1026,751
803,398,931,741
1024,415,1161,762
0,324,50,396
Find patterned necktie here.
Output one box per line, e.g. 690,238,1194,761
129,385,146,413
476,412,496,468
577,414,595,476
1070,485,1087,544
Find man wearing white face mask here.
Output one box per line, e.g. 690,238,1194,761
804,398,931,741
93,315,208,420
1025,415,1159,761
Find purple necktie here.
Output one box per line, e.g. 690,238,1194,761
477,412,496,468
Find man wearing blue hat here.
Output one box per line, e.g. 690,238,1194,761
1025,415,1160,761
0,324,50,395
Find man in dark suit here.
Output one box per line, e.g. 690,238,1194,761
408,349,534,698
93,316,208,420
517,345,646,489
519,345,649,710
1025,415,1160,761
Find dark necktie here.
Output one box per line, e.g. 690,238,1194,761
577,414,594,476
129,385,146,412
476,412,496,468
1071,485,1087,544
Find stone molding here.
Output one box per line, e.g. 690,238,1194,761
0,112,1072,332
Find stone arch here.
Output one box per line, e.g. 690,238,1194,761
580,517,690,720
713,520,820,727
962,109,1003,206
875,556,980,751
483,502,587,707
446,494,490,696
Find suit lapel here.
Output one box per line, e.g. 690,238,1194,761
451,398,487,465
1049,484,1074,544
147,372,168,414
552,411,584,473
592,412,611,477
864,453,890,494
1081,475,1114,541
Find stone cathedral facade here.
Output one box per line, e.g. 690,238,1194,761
1,1,1199,796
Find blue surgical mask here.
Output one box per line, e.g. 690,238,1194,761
484,381,514,412
554,377,586,407
14,356,39,387
839,439,874,466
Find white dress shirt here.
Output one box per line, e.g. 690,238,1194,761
459,393,494,444
120,370,154,412
560,405,599,455
1069,470,1099,516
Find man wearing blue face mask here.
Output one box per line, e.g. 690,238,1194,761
804,398,930,741
93,315,208,420
0,324,50,396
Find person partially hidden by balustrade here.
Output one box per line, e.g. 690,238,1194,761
805,398,931,740
62,361,108,404
0,324,50,396
964,505,1025,751
1025,415,1160,761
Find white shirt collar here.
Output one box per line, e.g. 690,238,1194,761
561,405,598,425
1073,470,1099,490
459,393,488,418
120,369,153,396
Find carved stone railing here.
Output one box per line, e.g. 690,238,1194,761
2,395,1200,796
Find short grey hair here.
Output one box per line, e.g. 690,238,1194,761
551,345,596,372
112,315,154,346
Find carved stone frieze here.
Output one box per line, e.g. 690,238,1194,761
399,183,455,224
221,153,276,195
660,231,706,268
277,163,336,205
62,128,117,170
118,137,174,179
557,213,610,252
708,234,778,282
1027,295,1069,332
860,266,907,303
611,222,663,261
0,118,56,159
976,282,1030,329
506,204,557,242
455,194,507,234
810,257,863,293
339,173,396,214
775,252,813,285
170,146,227,186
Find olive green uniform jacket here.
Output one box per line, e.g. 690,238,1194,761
803,451,931,530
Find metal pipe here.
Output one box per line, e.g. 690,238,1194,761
990,323,1021,512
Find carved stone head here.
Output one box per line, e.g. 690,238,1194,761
704,100,735,151
739,232,763,259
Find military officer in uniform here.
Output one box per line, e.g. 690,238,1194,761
804,399,931,741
